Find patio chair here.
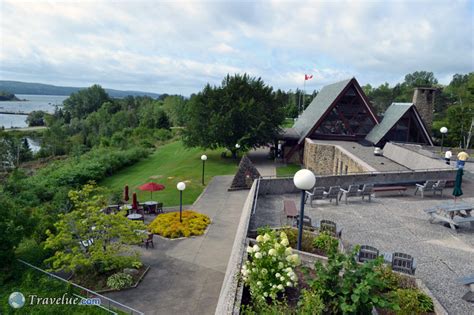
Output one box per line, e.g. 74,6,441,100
357,245,379,263
144,233,154,249
459,274,474,302
414,180,436,198
294,215,313,229
305,187,325,207
156,202,163,214
391,252,416,275
433,180,447,197
339,185,359,204
323,186,341,205
148,203,158,214
358,184,374,202
319,219,342,238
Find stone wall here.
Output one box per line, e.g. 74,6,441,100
383,142,448,170
303,139,373,175
413,88,435,132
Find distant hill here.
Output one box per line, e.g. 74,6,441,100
0,80,161,99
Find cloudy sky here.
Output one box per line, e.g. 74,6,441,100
0,0,473,95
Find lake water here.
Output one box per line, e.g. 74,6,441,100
0,94,68,129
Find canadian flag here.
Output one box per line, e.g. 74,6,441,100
305,74,313,80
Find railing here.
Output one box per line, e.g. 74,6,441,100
18,259,144,315
251,177,261,216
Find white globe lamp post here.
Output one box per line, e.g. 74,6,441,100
177,182,186,222
440,127,448,153
201,155,207,185
293,169,316,250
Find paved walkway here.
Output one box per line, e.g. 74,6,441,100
104,176,249,315
247,147,278,176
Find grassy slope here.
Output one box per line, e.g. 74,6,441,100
276,163,301,177
100,141,238,206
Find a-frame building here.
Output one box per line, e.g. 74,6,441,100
281,78,433,162
282,77,379,161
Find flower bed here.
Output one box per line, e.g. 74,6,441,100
148,210,210,239
240,229,436,314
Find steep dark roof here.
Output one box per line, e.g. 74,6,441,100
292,78,352,142
365,103,433,146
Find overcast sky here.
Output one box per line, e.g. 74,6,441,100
1,0,473,95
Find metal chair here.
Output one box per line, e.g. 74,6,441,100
414,180,436,198
156,202,163,214
339,185,359,204
433,180,446,197
144,233,154,249
358,184,374,202
295,215,313,229
357,245,379,263
391,252,416,275
319,219,342,238
305,187,325,207
323,186,341,205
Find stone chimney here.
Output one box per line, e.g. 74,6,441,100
412,87,436,132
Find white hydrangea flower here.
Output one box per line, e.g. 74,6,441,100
256,235,264,242
263,292,268,297
274,243,281,250
275,273,281,278
253,244,260,252
280,238,289,246
268,249,277,256
291,275,297,282
280,231,287,239
285,247,292,255
272,284,277,289
263,233,271,242
278,262,284,269
280,276,285,282
277,284,284,290
247,246,253,253
286,281,292,287
255,252,262,259
257,281,262,287
262,268,267,274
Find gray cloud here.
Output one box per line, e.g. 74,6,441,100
0,0,472,95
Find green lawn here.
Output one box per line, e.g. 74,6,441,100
100,141,238,207
276,163,301,177
282,118,295,128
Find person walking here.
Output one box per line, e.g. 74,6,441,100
444,149,452,165
456,151,470,169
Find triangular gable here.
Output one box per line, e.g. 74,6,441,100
293,77,379,144
229,155,261,191
365,103,433,146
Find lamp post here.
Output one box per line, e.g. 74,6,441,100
234,143,240,159
440,127,448,153
201,154,207,185
177,182,186,222
293,169,316,251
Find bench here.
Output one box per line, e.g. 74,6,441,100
283,200,298,221
373,186,407,196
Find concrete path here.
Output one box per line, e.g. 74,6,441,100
247,147,278,177
104,176,249,315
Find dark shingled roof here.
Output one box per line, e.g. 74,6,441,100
365,103,413,144
292,78,353,143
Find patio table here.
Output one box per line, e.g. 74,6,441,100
127,213,143,221
143,201,158,206
425,202,473,231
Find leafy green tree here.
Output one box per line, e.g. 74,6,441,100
0,193,28,283
162,95,188,126
404,71,438,87
26,110,48,126
183,74,285,157
63,85,110,120
19,138,33,162
44,183,146,275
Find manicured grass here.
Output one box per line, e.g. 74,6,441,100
282,118,295,128
276,163,301,177
100,141,238,206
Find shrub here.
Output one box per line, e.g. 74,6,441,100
391,288,434,314
148,210,210,239
281,227,314,252
106,273,133,290
241,230,301,301
298,289,325,315
312,231,338,256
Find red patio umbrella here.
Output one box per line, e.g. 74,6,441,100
124,185,129,202
132,193,138,210
138,182,165,200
